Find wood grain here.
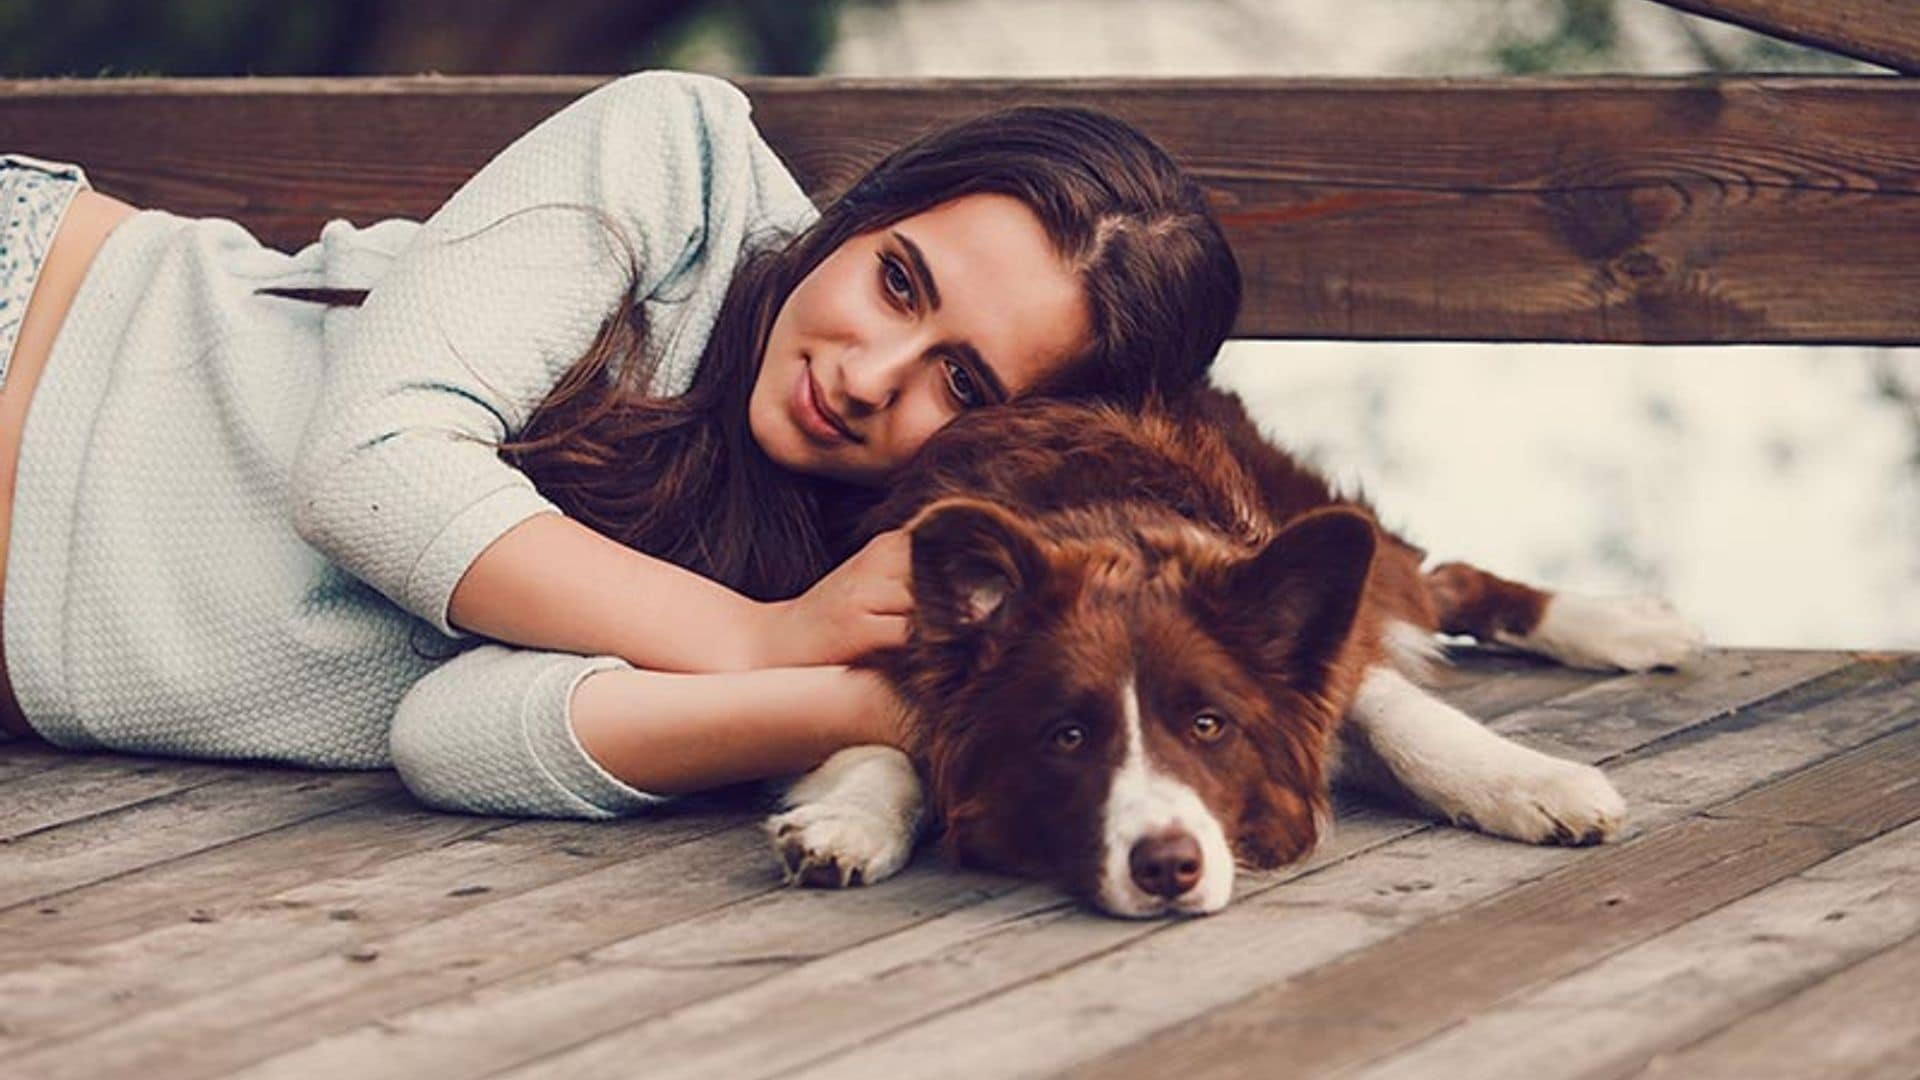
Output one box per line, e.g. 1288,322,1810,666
0,756,237,842
762,656,1915,1080
0,806,758,1060
1069,718,1920,1079
1629,929,1920,1078
1653,0,1920,74
276,654,1853,1080
1353,818,1920,1079
1,76,1915,344
0,770,400,910
0,742,67,784
0,793,500,961
0,651,1840,1079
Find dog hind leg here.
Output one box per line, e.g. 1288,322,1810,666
1425,561,1703,672
766,745,926,888
1341,666,1626,845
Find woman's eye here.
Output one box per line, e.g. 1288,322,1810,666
879,253,915,306
944,360,984,408
1192,711,1229,742
1050,723,1087,752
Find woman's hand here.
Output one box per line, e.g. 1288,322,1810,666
752,529,913,668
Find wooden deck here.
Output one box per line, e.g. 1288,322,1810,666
2,647,1916,1079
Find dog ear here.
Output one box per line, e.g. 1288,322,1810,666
907,497,1048,639
1201,506,1376,694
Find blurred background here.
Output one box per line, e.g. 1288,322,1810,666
3,0,1914,648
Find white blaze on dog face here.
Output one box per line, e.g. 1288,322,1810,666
1096,676,1237,917
897,496,1340,917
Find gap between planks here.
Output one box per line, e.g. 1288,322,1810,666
221,653,1883,1080
684,654,1915,1080
1067,717,1920,1079
0,645,1873,1076
1350,815,1920,1080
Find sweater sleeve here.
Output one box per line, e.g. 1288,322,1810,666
388,642,663,818
291,70,812,639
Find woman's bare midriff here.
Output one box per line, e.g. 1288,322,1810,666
0,189,140,740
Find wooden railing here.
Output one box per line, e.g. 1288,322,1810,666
0,3,1914,346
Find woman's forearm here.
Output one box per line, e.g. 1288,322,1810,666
447,511,770,672
567,663,904,794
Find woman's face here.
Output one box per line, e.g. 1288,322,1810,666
749,193,1092,485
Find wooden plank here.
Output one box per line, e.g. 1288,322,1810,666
1630,931,1920,1079
1,76,1916,344
237,862,1050,1080
0,742,69,785
1426,647,1607,719
0,653,1580,981
681,655,1913,1080
243,652,1855,1080
0,769,400,910
1652,0,1920,74
1455,648,1851,764
0,804,757,1059
0,820,802,1079
3,653,1833,1079
1350,818,1920,1079
0,756,237,842
0,792,500,962
0,659,1540,1045
1070,718,1920,1080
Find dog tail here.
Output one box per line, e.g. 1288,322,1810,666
1421,561,1553,646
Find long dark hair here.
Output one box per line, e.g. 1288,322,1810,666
269,102,1242,603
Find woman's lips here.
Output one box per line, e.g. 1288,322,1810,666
792,358,858,445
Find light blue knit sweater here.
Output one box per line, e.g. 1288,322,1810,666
4,71,818,817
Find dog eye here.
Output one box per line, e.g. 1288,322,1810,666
1191,711,1229,741
1050,723,1087,752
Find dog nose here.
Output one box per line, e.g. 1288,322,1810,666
1129,829,1203,898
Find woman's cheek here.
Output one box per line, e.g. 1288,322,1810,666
892,399,950,468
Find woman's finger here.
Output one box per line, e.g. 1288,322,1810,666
867,565,916,613
868,528,913,580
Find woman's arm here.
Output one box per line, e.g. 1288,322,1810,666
290,71,815,646
447,510,770,672
448,513,914,674
567,663,906,794
386,642,909,817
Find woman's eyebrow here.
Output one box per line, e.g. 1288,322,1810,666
893,229,1011,402
951,341,1009,403
891,230,942,310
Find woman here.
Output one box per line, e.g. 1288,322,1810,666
0,71,1241,818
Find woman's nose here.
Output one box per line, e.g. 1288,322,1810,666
840,339,918,414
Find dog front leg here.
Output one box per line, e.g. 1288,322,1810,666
766,745,926,888
1341,666,1626,845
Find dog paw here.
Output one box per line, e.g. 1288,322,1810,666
1446,754,1626,846
1504,592,1705,672
766,802,915,888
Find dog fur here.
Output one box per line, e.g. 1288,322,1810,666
766,387,1702,917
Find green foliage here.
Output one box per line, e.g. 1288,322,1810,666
0,0,843,77
0,0,348,76
1491,0,1619,74
636,0,842,76
1484,0,1881,75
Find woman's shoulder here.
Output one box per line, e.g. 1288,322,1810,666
584,69,815,237
583,69,758,127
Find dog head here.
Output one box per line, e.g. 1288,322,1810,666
876,496,1376,917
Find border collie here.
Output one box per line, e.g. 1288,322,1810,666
766,387,1701,917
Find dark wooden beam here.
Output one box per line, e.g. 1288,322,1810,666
1,75,1915,345
1648,0,1920,74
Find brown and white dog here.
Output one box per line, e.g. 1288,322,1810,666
766,387,1701,917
